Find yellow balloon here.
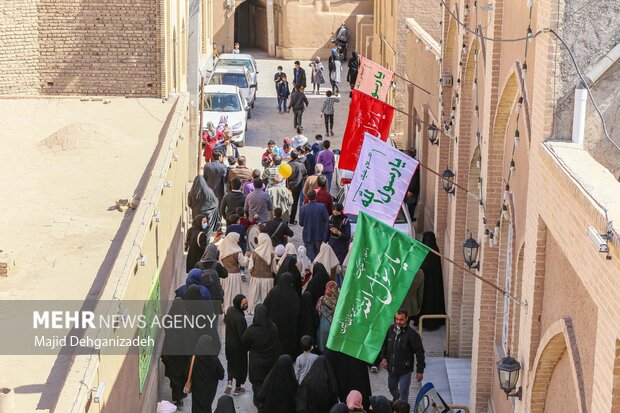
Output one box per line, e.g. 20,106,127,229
279,163,293,179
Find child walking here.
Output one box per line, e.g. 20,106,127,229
320,90,340,137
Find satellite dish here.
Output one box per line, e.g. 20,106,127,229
246,224,262,252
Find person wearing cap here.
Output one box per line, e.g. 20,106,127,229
281,137,294,160
291,126,308,150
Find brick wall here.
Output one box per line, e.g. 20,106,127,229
0,0,40,94
0,0,163,97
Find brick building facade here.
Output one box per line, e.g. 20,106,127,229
372,0,620,412
0,0,190,98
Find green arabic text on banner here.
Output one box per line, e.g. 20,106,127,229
326,212,429,363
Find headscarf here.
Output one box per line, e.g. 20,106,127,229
275,256,302,297
176,269,211,300
253,233,274,265
182,284,204,301
317,281,339,322
214,395,236,413
219,232,241,260
195,334,219,362
189,176,217,216
192,214,206,231
252,303,270,327
346,390,364,410
313,243,341,279
297,245,312,273
232,294,246,313
284,243,297,257
330,203,346,228
306,263,330,305
275,244,285,258
200,243,219,262
331,48,339,60
369,395,391,413
217,115,228,131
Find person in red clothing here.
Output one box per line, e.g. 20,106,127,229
314,175,333,216
236,207,257,231
203,116,228,162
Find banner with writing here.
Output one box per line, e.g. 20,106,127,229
344,134,418,225
338,90,395,171
355,56,394,101
326,212,429,364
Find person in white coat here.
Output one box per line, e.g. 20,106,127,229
247,233,275,314
219,232,249,311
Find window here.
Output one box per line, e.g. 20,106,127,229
203,93,241,112
209,73,248,88
215,59,254,73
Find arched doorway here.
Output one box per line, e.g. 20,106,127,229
234,0,268,51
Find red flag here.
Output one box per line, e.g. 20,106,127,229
338,89,395,171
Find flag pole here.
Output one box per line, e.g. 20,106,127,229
392,72,435,96
427,248,528,307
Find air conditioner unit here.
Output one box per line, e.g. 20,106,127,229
440,75,453,87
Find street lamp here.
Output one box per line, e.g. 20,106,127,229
463,234,480,269
427,123,439,145
442,168,455,194
496,355,523,400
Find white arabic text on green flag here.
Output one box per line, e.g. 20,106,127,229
326,212,429,363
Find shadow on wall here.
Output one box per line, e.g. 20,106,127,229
32,99,180,412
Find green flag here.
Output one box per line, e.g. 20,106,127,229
326,212,430,363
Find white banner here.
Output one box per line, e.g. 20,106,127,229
344,133,418,225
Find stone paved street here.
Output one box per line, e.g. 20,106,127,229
161,51,461,412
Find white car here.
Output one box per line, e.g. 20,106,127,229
335,184,415,239
202,84,249,147
208,66,256,114
214,54,259,88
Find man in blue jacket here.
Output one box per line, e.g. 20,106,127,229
299,190,329,261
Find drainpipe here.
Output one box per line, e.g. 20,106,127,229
572,81,587,146
583,42,620,86
571,42,620,146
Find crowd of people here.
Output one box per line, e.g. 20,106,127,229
159,52,447,413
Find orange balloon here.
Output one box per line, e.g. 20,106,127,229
279,163,293,179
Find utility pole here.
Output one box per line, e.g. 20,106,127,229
197,76,205,176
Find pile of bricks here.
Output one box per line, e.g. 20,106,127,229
0,251,15,277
